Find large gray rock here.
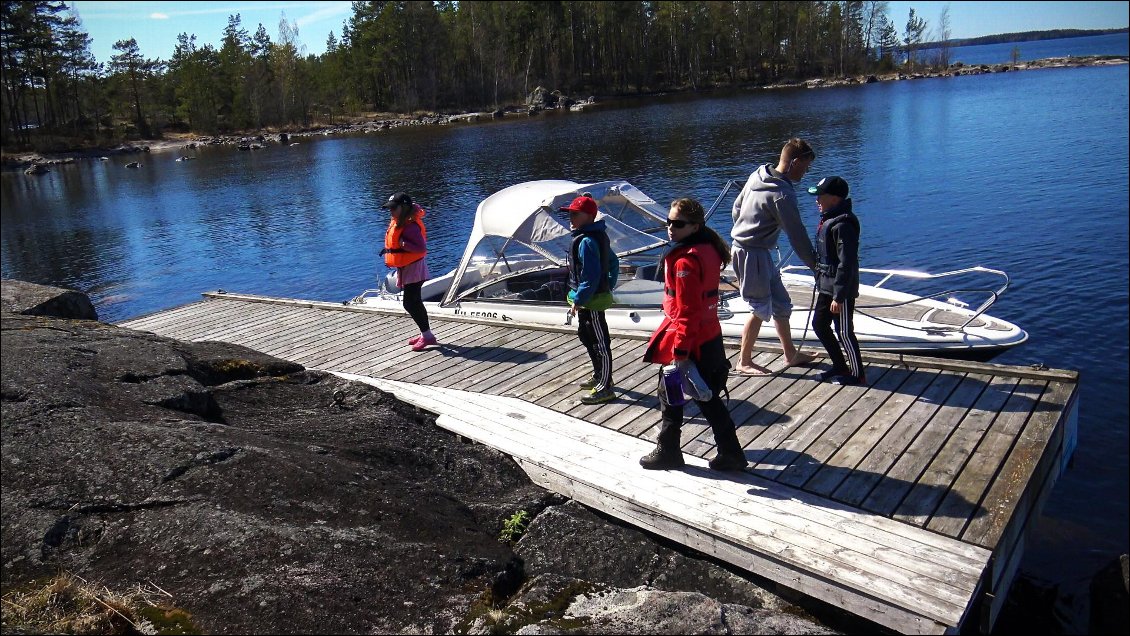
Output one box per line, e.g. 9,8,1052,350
1,279,97,320
1,282,853,634
1,309,547,633
508,501,842,634
547,586,831,635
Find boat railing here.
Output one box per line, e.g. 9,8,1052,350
347,289,390,304
705,179,741,221
779,258,1012,332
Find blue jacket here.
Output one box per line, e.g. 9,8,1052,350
567,219,619,309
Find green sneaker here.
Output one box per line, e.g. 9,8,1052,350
580,387,616,405
578,374,598,390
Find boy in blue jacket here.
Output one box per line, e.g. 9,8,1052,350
563,194,619,404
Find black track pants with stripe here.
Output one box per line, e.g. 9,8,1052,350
812,293,863,378
578,307,614,391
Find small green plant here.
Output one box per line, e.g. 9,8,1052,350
498,509,530,544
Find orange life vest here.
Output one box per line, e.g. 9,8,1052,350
384,213,427,268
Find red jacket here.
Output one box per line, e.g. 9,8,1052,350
643,237,723,364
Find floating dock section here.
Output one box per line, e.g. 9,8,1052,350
118,291,1079,634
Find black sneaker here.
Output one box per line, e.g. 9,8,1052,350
831,374,866,386
708,453,749,471
640,448,685,470
818,368,849,382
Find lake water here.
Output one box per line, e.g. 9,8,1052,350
945,31,1129,66
3,45,1127,633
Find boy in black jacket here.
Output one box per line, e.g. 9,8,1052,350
808,176,866,386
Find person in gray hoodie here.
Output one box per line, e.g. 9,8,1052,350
729,138,819,375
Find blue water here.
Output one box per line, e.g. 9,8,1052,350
946,31,1129,65
3,46,1127,633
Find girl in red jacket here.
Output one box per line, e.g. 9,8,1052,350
639,198,747,471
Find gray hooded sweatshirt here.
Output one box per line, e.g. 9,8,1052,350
730,164,817,270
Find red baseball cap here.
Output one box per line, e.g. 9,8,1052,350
560,195,598,216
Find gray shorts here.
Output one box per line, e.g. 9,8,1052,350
731,245,792,322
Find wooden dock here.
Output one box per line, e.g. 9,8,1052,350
117,291,1079,634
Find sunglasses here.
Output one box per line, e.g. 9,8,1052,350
665,218,691,229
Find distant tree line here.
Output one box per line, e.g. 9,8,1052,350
921,27,1129,49
2,0,1085,151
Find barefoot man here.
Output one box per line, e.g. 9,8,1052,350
729,138,819,375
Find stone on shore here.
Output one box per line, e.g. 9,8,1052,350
1,279,97,320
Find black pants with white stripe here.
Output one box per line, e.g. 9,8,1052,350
577,307,613,392
812,293,863,378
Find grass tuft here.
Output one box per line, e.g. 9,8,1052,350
1,572,199,635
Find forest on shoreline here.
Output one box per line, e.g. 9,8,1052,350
923,27,1128,49
1,1,1124,155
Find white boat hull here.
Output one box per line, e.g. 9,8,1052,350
350,271,1027,361
352,179,1028,361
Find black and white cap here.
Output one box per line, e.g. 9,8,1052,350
807,176,849,198
381,192,413,208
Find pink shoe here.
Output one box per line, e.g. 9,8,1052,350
408,335,422,345
411,333,438,351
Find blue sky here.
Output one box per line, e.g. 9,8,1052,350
70,1,1130,65
70,1,353,63
886,1,1129,40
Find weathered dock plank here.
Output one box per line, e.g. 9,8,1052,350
356,378,986,633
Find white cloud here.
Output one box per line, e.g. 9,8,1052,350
295,2,351,29
150,12,169,20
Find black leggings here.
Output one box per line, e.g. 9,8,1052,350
402,281,430,333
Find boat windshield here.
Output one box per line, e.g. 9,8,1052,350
441,180,671,306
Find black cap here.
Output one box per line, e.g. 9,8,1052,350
807,176,849,198
381,192,413,208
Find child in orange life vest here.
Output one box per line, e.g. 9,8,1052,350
381,192,435,351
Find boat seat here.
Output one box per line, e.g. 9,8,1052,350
516,280,567,301
634,263,661,281
614,278,665,306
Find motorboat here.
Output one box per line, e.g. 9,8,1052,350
348,180,1028,361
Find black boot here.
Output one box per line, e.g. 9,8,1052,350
640,443,685,470
642,404,685,470
708,450,748,471
708,423,748,472
700,395,745,469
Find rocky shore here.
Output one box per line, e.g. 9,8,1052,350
4,54,1124,174
1,279,853,634
785,53,1128,89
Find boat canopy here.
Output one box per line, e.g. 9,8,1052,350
440,180,672,306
